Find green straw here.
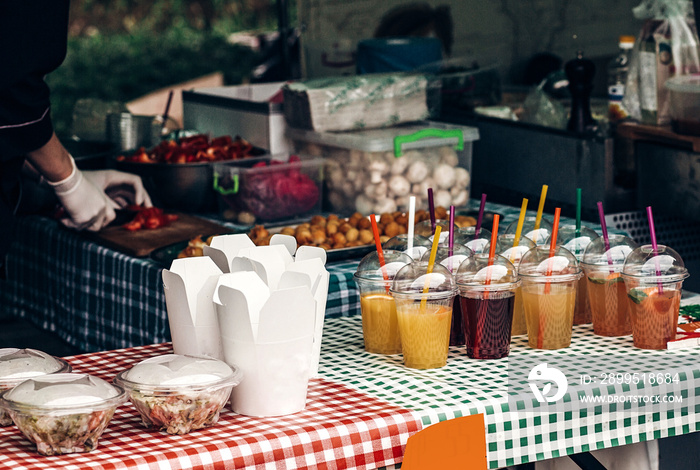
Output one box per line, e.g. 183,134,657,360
575,188,582,238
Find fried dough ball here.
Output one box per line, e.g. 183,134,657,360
332,232,347,246
310,215,326,227
345,227,359,242
339,222,353,234
296,229,312,245
383,221,401,238
357,218,371,230
326,221,339,236
311,229,327,245
280,226,295,236
379,213,394,225
358,229,374,245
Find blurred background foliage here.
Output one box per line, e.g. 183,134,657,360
49,0,291,136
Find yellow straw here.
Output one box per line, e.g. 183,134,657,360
420,225,442,312
534,185,548,230
512,198,528,249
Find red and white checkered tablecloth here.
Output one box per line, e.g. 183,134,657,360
0,343,422,470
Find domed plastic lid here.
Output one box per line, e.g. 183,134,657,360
3,373,124,408
505,217,553,245
455,254,520,292
391,261,456,299
414,219,453,245
581,234,637,270
0,349,71,388
455,226,492,254
518,246,582,281
622,244,689,282
383,234,432,260
487,234,536,264
118,354,241,387
420,245,473,275
555,225,600,259
355,250,413,281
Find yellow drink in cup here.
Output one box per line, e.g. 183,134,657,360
497,235,535,336
395,303,452,369
360,293,401,354
522,283,577,349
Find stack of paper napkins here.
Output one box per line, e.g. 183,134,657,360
162,234,329,417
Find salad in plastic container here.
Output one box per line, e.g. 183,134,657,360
0,348,71,426
0,373,125,455
114,354,242,435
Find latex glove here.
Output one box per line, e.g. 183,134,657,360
47,157,119,231
83,170,153,209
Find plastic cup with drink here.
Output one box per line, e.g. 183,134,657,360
557,224,600,325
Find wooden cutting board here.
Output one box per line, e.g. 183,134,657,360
91,213,232,258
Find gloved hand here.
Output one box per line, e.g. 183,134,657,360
47,156,151,231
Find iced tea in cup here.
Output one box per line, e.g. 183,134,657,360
580,234,637,336
455,226,492,254
456,254,521,359
486,234,536,336
391,262,457,369
622,245,689,349
556,225,600,325
383,233,432,260
519,246,582,349
421,245,474,346
505,216,553,246
354,250,413,354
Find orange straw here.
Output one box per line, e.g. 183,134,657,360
370,214,390,293
421,225,442,312
539,208,560,348
483,215,500,300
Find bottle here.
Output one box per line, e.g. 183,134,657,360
607,35,635,121
566,50,596,133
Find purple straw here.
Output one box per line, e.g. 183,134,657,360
428,188,436,234
474,193,487,239
448,205,455,258
597,201,614,270
646,206,664,294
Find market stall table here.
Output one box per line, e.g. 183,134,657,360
0,200,614,353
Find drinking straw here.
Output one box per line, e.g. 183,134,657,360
575,188,582,238
474,193,487,239
421,225,442,312
534,185,548,230
407,196,416,256
428,188,436,234
487,215,500,267
596,201,614,270
646,206,664,295
475,214,500,352
370,214,390,294
541,207,561,348
161,90,174,132
448,205,455,259
512,198,529,250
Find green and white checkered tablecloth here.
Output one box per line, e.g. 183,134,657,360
318,315,700,469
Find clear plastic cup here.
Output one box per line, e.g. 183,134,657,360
383,233,432,260
455,254,521,359
455,226,492,254
485,234,536,336
622,245,689,349
505,216,553,246
354,250,413,354
519,246,582,349
414,219,454,246
580,234,637,336
556,225,601,326
391,261,457,369
420,245,474,346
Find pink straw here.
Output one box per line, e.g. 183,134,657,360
448,205,455,258
474,193,487,239
597,201,614,270
646,206,664,295
428,188,436,234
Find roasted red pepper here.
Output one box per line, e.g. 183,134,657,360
116,134,260,164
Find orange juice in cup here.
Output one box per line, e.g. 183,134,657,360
494,234,535,336
391,261,457,369
558,225,600,325
622,244,689,350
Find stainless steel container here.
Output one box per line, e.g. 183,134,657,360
107,113,161,151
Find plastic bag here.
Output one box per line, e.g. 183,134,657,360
622,0,700,124
520,80,568,130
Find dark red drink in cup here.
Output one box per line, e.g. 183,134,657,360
455,253,520,359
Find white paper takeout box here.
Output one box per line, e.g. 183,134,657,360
162,256,224,359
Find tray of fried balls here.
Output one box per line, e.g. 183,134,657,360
247,206,478,262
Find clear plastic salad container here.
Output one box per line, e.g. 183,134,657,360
0,373,125,455
114,354,242,435
0,348,71,426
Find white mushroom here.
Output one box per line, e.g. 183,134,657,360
355,194,374,214
450,185,463,197
349,149,363,165
328,191,347,211
395,196,410,211
364,180,388,199
454,167,470,188
439,146,459,166
368,159,389,184
452,190,469,207
304,143,324,157
341,180,356,197
373,197,397,214
388,175,410,197
435,189,452,208
391,156,410,175
406,160,430,183
411,178,435,196
328,166,344,188
353,176,365,192
433,163,456,189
